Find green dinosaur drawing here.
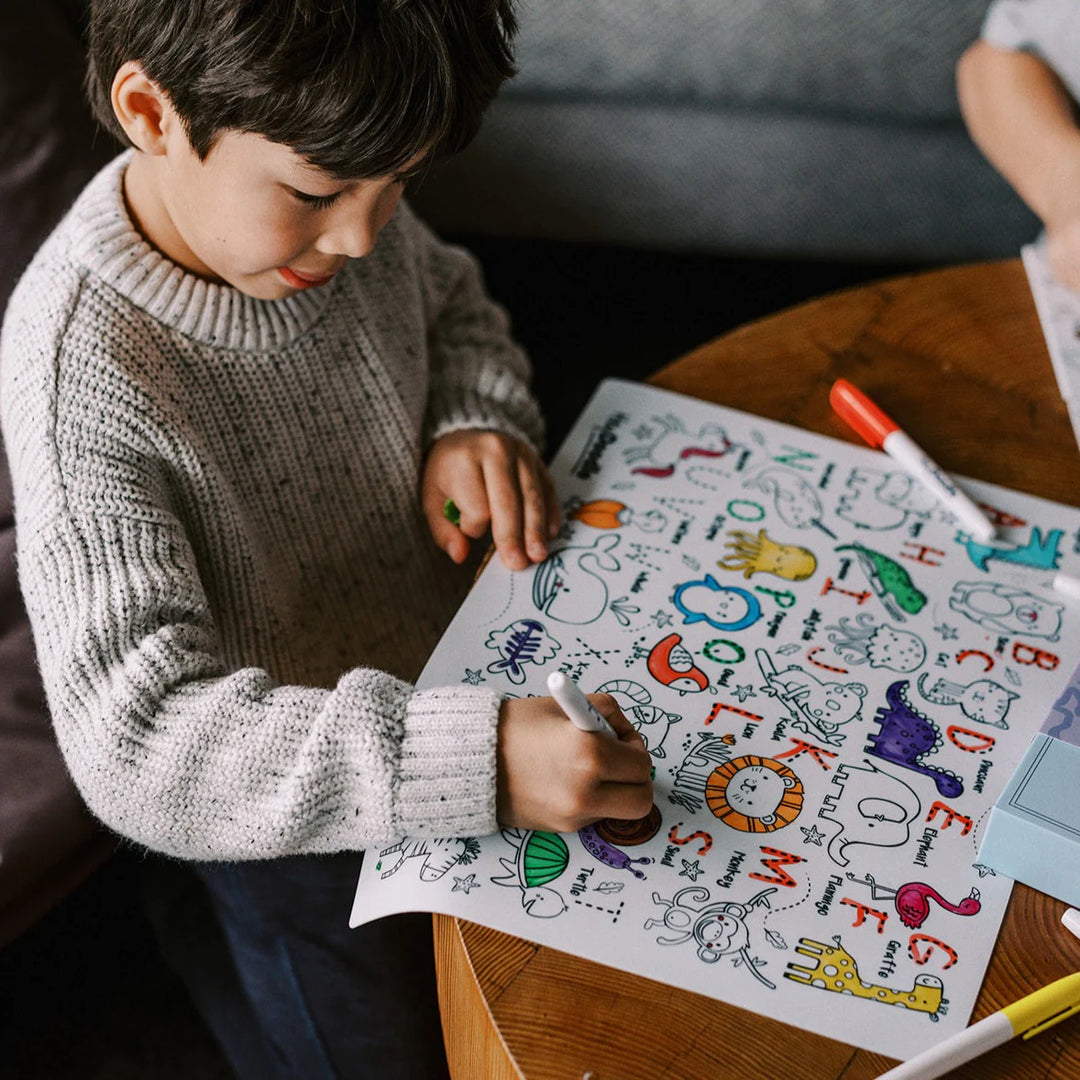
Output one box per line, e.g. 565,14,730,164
836,543,926,619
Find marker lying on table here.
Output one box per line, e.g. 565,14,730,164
546,671,618,739
829,378,997,544
874,971,1080,1080
1064,906,1080,939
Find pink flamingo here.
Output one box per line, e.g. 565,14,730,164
846,872,981,929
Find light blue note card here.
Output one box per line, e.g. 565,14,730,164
979,731,1080,906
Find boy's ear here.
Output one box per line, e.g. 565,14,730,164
110,61,176,155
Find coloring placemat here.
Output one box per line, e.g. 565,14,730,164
351,377,1080,1061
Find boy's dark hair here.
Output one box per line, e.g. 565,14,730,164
86,0,517,179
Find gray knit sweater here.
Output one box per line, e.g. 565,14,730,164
0,152,544,860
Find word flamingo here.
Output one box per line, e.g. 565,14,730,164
846,872,981,929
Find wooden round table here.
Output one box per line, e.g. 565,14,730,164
433,260,1080,1080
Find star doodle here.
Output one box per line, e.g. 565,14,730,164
678,859,703,881
462,669,485,686
935,623,959,641
973,863,997,878
452,874,479,894
651,609,674,628
733,684,756,702
800,824,826,846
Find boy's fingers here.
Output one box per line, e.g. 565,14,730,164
483,455,529,570
595,743,653,785
594,779,656,823
590,695,644,745
581,697,652,781
517,457,551,563
453,478,493,540
540,466,562,539
422,491,470,563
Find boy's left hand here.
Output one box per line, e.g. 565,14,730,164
422,429,561,571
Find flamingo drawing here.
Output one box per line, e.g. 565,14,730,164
846,872,981,929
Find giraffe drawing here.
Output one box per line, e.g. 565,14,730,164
784,936,948,1020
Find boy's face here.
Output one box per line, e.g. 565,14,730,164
124,125,412,300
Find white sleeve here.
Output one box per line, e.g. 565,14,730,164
982,0,1080,102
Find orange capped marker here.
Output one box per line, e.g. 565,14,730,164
829,379,996,543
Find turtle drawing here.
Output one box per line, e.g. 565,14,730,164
490,828,570,918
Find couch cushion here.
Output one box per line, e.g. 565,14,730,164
510,0,992,123
0,0,117,947
0,451,111,947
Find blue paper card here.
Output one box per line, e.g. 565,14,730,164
979,732,1080,906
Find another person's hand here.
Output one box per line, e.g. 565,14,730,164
495,693,654,833
422,429,560,571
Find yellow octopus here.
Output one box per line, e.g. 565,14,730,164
718,528,816,581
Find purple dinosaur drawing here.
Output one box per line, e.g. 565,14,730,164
865,681,964,799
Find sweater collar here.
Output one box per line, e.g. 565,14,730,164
69,151,332,351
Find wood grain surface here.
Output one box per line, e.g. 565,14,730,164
434,260,1080,1080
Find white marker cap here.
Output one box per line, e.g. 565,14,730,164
1062,907,1080,940
1053,573,1080,603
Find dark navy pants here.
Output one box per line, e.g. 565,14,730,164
141,853,451,1080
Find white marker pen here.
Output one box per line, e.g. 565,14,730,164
546,671,618,739
830,379,997,544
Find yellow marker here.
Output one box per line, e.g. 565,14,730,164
875,971,1080,1079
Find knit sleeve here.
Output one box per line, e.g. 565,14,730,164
405,206,545,453
982,0,1080,101
16,511,500,859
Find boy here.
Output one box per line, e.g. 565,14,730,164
0,1,654,1076
958,0,1080,292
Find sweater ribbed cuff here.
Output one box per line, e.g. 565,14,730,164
426,363,545,455
396,685,501,838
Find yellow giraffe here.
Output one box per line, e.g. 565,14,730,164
784,937,946,1017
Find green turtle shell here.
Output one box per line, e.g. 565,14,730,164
521,831,570,887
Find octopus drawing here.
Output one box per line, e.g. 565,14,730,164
826,614,926,673
717,528,818,582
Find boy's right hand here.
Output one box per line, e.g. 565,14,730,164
495,693,654,833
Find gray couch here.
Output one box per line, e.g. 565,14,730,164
414,0,1038,261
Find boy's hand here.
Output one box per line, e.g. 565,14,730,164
495,693,654,833
422,429,561,571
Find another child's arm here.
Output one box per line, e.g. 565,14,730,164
496,693,654,832
958,39,1080,290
